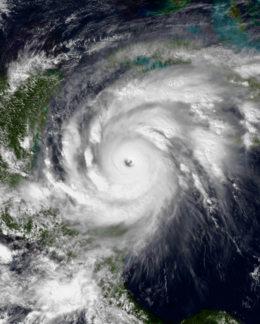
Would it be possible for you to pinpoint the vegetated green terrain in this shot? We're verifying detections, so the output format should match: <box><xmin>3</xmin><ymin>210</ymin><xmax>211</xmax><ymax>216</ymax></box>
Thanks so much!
<box><xmin>226</xmin><ymin>0</ymin><xmax>246</xmax><ymax>32</ymax></box>
<box><xmin>244</xmin><ymin>1</ymin><xmax>260</xmax><ymax>27</ymax></box>
<box><xmin>180</xmin><ymin>309</ymin><xmax>241</xmax><ymax>324</ymax></box>
<box><xmin>0</xmin><ymin>198</ymin><xmax>164</xmax><ymax>322</ymax></box>
<box><xmin>94</xmin><ymin>249</ymin><xmax>164</xmax><ymax>324</ymax></box>
<box><xmin>0</xmin><ymin>71</ymin><xmax>62</xmax><ymax>186</ymax></box>
<box><xmin>0</xmin><ymin>201</ymin><xmax>79</xmax><ymax>262</ymax></box>
<box><xmin>94</xmin><ymin>249</ymin><xmax>242</xmax><ymax>323</ymax></box>
<box><xmin>0</xmin><ymin>49</ymin><xmax>250</xmax><ymax>324</ymax></box>
<box><xmin>104</xmin><ymin>40</ymin><xmax>200</xmax><ymax>72</ymax></box>
<box><xmin>251</xmin><ymin>137</ymin><xmax>260</xmax><ymax>150</ymax></box>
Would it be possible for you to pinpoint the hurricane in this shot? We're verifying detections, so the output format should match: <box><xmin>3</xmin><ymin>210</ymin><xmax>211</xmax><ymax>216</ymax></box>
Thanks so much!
<box><xmin>1</xmin><ymin>1</ymin><xmax>260</xmax><ymax>323</ymax></box>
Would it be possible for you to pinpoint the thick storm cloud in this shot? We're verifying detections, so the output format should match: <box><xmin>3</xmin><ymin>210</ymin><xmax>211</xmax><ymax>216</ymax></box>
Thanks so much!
<box><xmin>1</xmin><ymin>43</ymin><xmax>259</xmax><ymax>322</ymax></box>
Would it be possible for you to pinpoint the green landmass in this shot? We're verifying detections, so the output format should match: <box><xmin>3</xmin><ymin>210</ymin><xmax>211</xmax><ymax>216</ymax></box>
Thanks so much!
<box><xmin>1</xmin><ymin>198</ymin><xmax>162</xmax><ymax>323</ymax></box>
<box><xmin>229</xmin><ymin>134</ymin><xmax>260</xmax><ymax>153</ymax></box>
<box><xmin>0</xmin><ymin>202</ymin><xmax>79</xmax><ymax>262</ymax></box>
<box><xmin>120</xmin><ymin>54</ymin><xmax>190</xmax><ymax>74</ymax></box>
<box><xmin>226</xmin><ymin>0</ymin><xmax>246</xmax><ymax>32</ymax></box>
<box><xmin>246</xmin><ymin>77</ymin><xmax>260</xmax><ymax>100</ymax></box>
<box><xmin>226</xmin><ymin>72</ymin><xmax>260</xmax><ymax>101</ymax></box>
<box><xmin>212</xmin><ymin>0</ymin><xmax>252</xmax><ymax>50</ymax></box>
<box><xmin>104</xmin><ymin>40</ymin><xmax>200</xmax><ymax>73</ymax></box>
<box><xmin>0</xmin><ymin>199</ymin><xmax>245</xmax><ymax>324</ymax></box>
<box><xmin>94</xmin><ymin>249</ymin><xmax>164</xmax><ymax>324</ymax></box>
<box><xmin>244</xmin><ymin>1</ymin><xmax>260</xmax><ymax>26</ymax></box>
<box><xmin>94</xmin><ymin>250</ymin><xmax>243</xmax><ymax>324</ymax></box>
<box><xmin>180</xmin><ymin>309</ymin><xmax>241</xmax><ymax>324</ymax></box>
<box><xmin>250</xmin><ymin>137</ymin><xmax>260</xmax><ymax>150</ymax></box>
<box><xmin>0</xmin><ymin>71</ymin><xmax>62</xmax><ymax>186</ymax></box>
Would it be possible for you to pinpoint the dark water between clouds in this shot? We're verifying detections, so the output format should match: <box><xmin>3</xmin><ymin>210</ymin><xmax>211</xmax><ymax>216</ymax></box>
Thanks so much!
<box><xmin>125</xmin><ymin>150</ymin><xmax>260</xmax><ymax>324</ymax></box>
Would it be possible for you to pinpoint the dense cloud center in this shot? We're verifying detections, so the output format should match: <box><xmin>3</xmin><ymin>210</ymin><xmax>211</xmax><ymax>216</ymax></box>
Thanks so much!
<box><xmin>2</xmin><ymin>44</ymin><xmax>260</xmax><ymax>323</ymax></box>
<box><xmin>55</xmin><ymin>60</ymin><xmax>256</xmax><ymax>231</ymax></box>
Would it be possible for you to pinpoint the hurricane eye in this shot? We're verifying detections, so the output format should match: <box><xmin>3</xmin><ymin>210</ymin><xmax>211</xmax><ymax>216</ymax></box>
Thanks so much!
<box><xmin>124</xmin><ymin>159</ymin><xmax>133</xmax><ymax>167</ymax></box>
